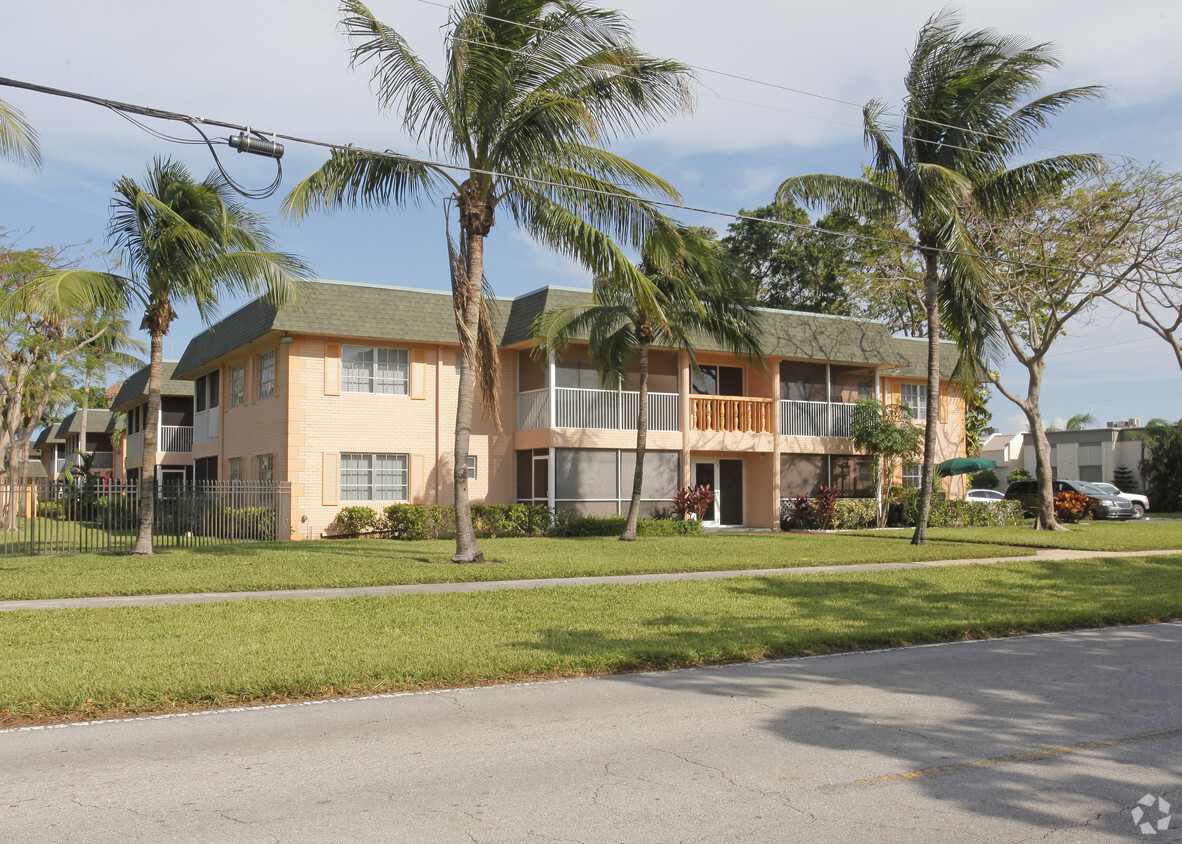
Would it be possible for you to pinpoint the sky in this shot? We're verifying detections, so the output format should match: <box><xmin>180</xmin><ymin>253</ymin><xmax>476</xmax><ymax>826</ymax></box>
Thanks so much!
<box><xmin>2</xmin><ymin>0</ymin><xmax>1180</xmax><ymax>434</ymax></box>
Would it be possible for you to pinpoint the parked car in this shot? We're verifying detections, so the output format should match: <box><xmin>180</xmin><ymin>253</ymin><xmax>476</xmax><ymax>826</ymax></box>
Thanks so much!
<box><xmin>966</xmin><ymin>488</ymin><xmax>1005</xmax><ymax>504</ymax></box>
<box><xmin>1003</xmin><ymin>479</ymin><xmax>1138</xmax><ymax>520</ymax></box>
<box><xmin>1089</xmin><ymin>482</ymin><xmax>1149</xmax><ymax>519</ymax></box>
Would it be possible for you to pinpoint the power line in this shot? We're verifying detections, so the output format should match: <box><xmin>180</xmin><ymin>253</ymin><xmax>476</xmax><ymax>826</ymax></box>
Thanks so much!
<box><xmin>0</xmin><ymin>75</ymin><xmax>1147</xmax><ymax>284</ymax></box>
<box><xmin>404</xmin><ymin>0</ymin><xmax>1116</xmax><ymax>160</ymax></box>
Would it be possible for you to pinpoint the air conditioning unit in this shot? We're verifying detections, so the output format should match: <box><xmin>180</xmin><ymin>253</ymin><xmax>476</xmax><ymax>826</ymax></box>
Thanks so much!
<box><xmin>1106</xmin><ymin>418</ymin><xmax>1141</xmax><ymax>429</ymax></box>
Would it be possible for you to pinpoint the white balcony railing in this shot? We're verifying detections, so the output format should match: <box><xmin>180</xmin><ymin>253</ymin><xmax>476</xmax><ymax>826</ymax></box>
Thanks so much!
<box><xmin>159</xmin><ymin>425</ymin><xmax>194</xmax><ymax>453</ymax></box>
<box><xmin>780</xmin><ymin>400</ymin><xmax>856</xmax><ymax>438</ymax></box>
<box><xmin>53</xmin><ymin>451</ymin><xmax>113</xmax><ymax>474</ymax></box>
<box><xmin>517</xmin><ymin>387</ymin><xmax>679</xmax><ymax>432</ymax></box>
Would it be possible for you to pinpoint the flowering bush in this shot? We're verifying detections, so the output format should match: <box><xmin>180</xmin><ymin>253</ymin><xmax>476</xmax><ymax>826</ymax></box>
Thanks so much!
<box><xmin>1054</xmin><ymin>491</ymin><xmax>1093</xmax><ymax>523</ymax></box>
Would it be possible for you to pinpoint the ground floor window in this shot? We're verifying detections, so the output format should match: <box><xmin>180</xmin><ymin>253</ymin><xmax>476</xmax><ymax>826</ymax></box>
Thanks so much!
<box><xmin>257</xmin><ymin>454</ymin><xmax>274</xmax><ymax>483</ymax></box>
<box><xmin>228</xmin><ymin>457</ymin><xmax>243</xmax><ymax>482</ymax></box>
<box><xmin>340</xmin><ymin>453</ymin><xmax>408</xmax><ymax>501</ymax></box>
<box><xmin>780</xmin><ymin>453</ymin><xmax>875</xmax><ymax>498</ymax></box>
<box><xmin>548</xmin><ymin>448</ymin><xmax>679</xmax><ymax>517</ymax></box>
<box><xmin>902</xmin><ymin>462</ymin><xmax>921</xmax><ymax>489</ymax></box>
<box><xmin>194</xmin><ymin>456</ymin><xmax>218</xmax><ymax>483</ymax></box>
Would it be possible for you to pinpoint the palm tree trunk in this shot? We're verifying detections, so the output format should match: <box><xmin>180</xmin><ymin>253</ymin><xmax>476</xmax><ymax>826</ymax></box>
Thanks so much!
<box><xmin>451</xmin><ymin>231</ymin><xmax>485</xmax><ymax>564</ymax></box>
<box><xmin>911</xmin><ymin>248</ymin><xmax>941</xmax><ymax>546</ymax></box>
<box><xmin>133</xmin><ymin>330</ymin><xmax>163</xmax><ymax>555</ymax></box>
<box><xmin>78</xmin><ymin>367</ymin><xmax>92</xmax><ymax>469</ymax></box>
<box><xmin>620</xmin><ymin>344</ymin><xmax>650</xmax><ymax>542</ymax></box>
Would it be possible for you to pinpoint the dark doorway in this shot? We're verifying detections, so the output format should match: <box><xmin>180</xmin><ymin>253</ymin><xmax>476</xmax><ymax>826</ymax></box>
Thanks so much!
<box><xmin>720</xmin><ymin>459</ymin><xmax>743</xmax><ymax>525</ymax></box>
<box><xmin>694</xmin><ymin>462</ymin><xmax>717</xmax><ymax>523</ymax></box>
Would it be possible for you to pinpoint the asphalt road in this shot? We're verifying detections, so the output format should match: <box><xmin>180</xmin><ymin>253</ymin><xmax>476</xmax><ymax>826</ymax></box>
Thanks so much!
<box><xmin>3</xmin><ymin>623</ymin><xmax>1181</xmax><ymax>842</ymax></box>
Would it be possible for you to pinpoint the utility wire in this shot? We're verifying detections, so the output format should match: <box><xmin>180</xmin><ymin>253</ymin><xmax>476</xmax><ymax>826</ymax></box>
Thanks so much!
<box><xmin>0</xmin><ymin>75</ymin><xmax>1148</xmax><ymax>284</ymax></box>
<box><xmin>405</xmin><ymin>0</ymin><xmax>1115</xmax><ymax>159</ymax></box>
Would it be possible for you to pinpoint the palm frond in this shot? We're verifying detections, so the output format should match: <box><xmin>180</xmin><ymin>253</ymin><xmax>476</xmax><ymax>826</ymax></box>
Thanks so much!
<box><xmin>282</xmin><ymin>148</ymin><xmax>446</xmax><ymax>221</ymax></box>
<box><xmin>0</xmin><ymin>97</ymin><xmax>41</xmax><ymax>170</ymax></box>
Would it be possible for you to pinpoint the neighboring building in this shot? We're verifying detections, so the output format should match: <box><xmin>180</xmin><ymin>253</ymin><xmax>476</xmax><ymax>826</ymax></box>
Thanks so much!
<box><xmin>109</xmin><ymin>361</ymin><xmax>195</xmax><ymax>486</ymax></box>
<box><xmin>34</xmin><ymin>409</ymin><xmax>116</xmax><ymax>479</ymax></box>
<box><xmin>981</xmin><ymin>431</ymin><xmax>1025</xmax><ymax>479</ymax></box>
<box><xmin>1020</xmin><ymin>426</ymin><xmax>1150</xmax><ymax>491</ymax></box>
<box><xmin>173</xmin><ymin>280</ymin><xmax>969</xmax><ymax>538</ymax></box>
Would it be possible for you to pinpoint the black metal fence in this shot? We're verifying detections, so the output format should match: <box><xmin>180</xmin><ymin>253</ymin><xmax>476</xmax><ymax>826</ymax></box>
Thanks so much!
<box><xmin>0</xmin><ymin>481</ymin><xmax>291</xmax><ymax>556</ymax></box>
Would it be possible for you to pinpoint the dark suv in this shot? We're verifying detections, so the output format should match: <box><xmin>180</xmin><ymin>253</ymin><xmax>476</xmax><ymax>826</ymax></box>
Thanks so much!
<box><xmin>1004</xmin><ymin>479</ymin><xmax>1137</xmax><ymax>520</ymax></box>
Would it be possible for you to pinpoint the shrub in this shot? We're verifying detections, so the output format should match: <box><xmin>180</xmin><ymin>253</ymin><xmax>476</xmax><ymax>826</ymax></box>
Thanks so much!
<box><xmin>91</xmin><ymin>495</ymin><xmax>137</xmax><ymax>530</ymax></box>
<box><xmin>331</xmin><ymin>506</ymin><xmax>381</xmax><ymax>536</ymax></box>
<box><xmin>1054</xmin><ymin>491</ymin><xmax>1093</xmax><ymax>524</ymax></box>
<box><xmin>673</xmin><ymin>485</ymin><xmax>714</xmax><ymax>520</ymax></box>
<box><xmin>37</xmin><ymin>499</ymin><xmax>65</xmax><ymax>520</ymax></box>
<box><xmin>1007</xmin><ymin>467</ymin><xmax>1032</xmax><ymax>484</ymax></box>
<box><xmin>383</xmin><ymin>503</ymin><xmax>431</xmax><ymax>540</ymax></box>
<box><xmin>812</xmin><ymin>486</ymin><xmax>839</xmax><ymax>530</ymax></box>
<box><xmin>471</xmin><ymin>503</ymin><xmax>551</xmax><ymax>537</ymax></box>
<box><xmin>548</xmin><ymin>512</ymin><xmax>704</xmax><ymax>538</ymax></box>
<box><xmin>969</xmin><ymin>469</ymin><xmax>999</xmax><ymax>490</ymax></box>
<box><xmin>831</xmin><ymin>499</ymin><xmax>877</xmax><ymax>530</ymax></box>
<box><xmin>926</xmin><ymin>499</ymin><xmax>1025</xmax><ymax>528</ymax></box>
<box><xmin>222</xmin><ymin>506</ymin><xmax>277</xmax><ymax>540</ymax></box>
<box><xmin>781</xmin><ymin>495</ymin><xmax>812</xmax><ymax>531</ymax></box>
<box><xmin>426</xmin><ymin>505</ymin><xmax>456</xmax><ymax>539</ymax></box>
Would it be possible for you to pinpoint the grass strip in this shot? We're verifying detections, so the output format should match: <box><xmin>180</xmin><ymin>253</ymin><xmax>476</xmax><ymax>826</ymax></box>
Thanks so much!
<box><xmin>851</xmin><ymin>520</ymin><xmax>1182</xmax><ymax>551</ymax></box>
<box><xmin>3</xmin><ymin>555</ymin><xmax>1180</xmax><ymax>726</ymax></box>
<box><xmin>0</xmin><ymin>534</ymin><xmax>1034</xmax><ymax>600</ymax></box>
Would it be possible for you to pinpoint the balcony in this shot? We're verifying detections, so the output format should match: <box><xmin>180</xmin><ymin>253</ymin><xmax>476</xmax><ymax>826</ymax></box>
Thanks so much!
<box><xmin>125</xmin><ymin>426</ymin><xmax>195</xmax><ymax>458</ymax></box>
<box><xmin>780</xmin><ymin>400</ymin><xmax>856</xmax><ymax>438</ymax></box>
<box><xmin>54</xmin><ymin>451</ymin><xmax>113</xmax><ymax>474</ymax></box>
<box><xmin>689</xmin><ymin>396</ymin><xmax>774</xmax><ymax>434</ymax></box>
<box><xmin>517</xmin><ymin>388</ymin><xmax>679</xmax><ymax>432</ymax></box>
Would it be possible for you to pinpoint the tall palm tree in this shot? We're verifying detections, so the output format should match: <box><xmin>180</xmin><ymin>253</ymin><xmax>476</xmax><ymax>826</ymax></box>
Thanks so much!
<box><xmin>0</xmin><ymin>97</ymin><xmax>40</xmax><ymax>168</ymax></box>
<box><xmin>532</xmin><ymin>228</ymin><xmax>762</xmax><ymax>541</ymax></box>
<box><xmin>283</xmin><ymin>0</ymin><xmax>694</xmax><ymax>563</ymax></box>
<box><xmin>778</xmin><ymin>9</ymin><xmax>1101</xmax><ymax>544</ymax></box>
<box><xmin>28</xmin><ymin>157</ymin><xmax>310</xmax><ymax>554</ymax></box>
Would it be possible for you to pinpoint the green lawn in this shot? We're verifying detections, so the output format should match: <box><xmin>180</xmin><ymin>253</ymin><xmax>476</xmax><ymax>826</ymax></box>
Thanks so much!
<box><xmin>0</xmin><ymin>533</ymin><xmax>1038</xmax><ymax>600</ymax></box>
<box><xmin>3</xmin><ymin>555</ymin><xmax>1180</xmax><ymax>725</ymax></box>
<box><xmin>851</xmin><ymin>520</ymin><xmax>1182</xmax><ymax>551</ymax></box>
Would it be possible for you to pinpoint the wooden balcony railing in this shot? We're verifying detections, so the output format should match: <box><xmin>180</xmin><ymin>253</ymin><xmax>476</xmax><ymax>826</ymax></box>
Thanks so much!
<box><xmin>689</xmin><ymin>396</ymin><xmax>774</xmax><ymax>434</ymax></box>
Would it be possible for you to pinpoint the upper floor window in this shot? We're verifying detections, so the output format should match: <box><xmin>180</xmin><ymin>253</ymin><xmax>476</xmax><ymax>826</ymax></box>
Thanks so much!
<box><xmin>230</xmin><ymin>363</ymin><xmax>245</xmax><ymax>408</ymax></box>
<box><xmin>195</xmin><ymin>372</ymin><xmax>220</xmax><ymax>413</ymax></box>
<box><xmin>343</xmin><ymin>345</ymin><xmax>409</xmax><ymax>395</ymax></box>
<box><xmin>258</xmin><ymin>350</ymin><xmax>276</xmax><ymax>399</ymax></box>
<box><xmin>693</xmin><ymin>365</ymin><xmax>743</xmax><ymax>396</ymax></box>
<box><xmin>901</xmin><ymin>383</ymin><xmax>927</xmax><ymax>421</ymax></box>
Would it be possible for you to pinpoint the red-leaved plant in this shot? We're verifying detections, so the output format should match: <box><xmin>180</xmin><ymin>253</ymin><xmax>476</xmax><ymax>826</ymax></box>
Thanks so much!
<box><xmin>673</xmin><ymin>484</ymin><xmax>715</xmax><ymax>520</ymax></box>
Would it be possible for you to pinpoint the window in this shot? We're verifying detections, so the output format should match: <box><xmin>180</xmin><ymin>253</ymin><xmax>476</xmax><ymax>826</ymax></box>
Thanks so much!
<box><xmin>467</xmin><ymin>455</ymin><xmax>477</xmax><ymax>480</ymax></box>
<box><xmin>902</xmin><ymin>463</ymin><xmax>921</xmax><ymax>489</ymax></box>
<box><xmin>901</xmin><ymin>383</ymin><xmax>927</xmax><ymax>421</ymax></box>
<box><xmin>555</xmin><ymin>360</ymin><xmax>606</xmax><ymax>389</ymax></box>
<box><xmin>258</xmin><ymin>349</ymin><xmax>276</xmax><ymax>399</ymax></box>
<box><xmin>128</xmin><ymin>404</ymin><xmax>140</xmax><ymax>435</ymax></box>
<box><xmin>340</xmin><ymin>453</ymin><xmax>408</xmax><ymax>501</ymax></box>
<box><xmin>1079</xmin><ymin>443</ymin><xmax>1103</xmax><ymax>482</ymax></box>
<box><xmin>228</xmin><ymin>457</ymin><xmax>243</xmax><ymax>482</ymax></box>
<box><xmin>692</xmin><ymin>365</ymin><xmax>743</xmax><ymax>396</ymax></box>
<box><xmin>257</xmin><ymin>454</ymin><xmax>273</xmax><ymax>483</ymax></box>
<box><xmin>230</xmin><ymin>363</ymin><xmax>245</xmax><ymax>408</ymax></box>
<box><xmin>195</xmin><ymin>374</ymin><xmax>206</xmax><ymax>413</ymax></box>
<box><xmin>342</xmin><ymin>345</ymin><xmax>409</xmax><ymax>394</ymax></box>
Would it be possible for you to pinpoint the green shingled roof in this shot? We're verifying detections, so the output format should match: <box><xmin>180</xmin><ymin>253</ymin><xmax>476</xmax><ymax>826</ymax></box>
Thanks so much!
<box><xmin>887</xmin><ymin>336</ymin><xmax>960</xmax><ymax>380</ymax></box>
<box><xmin>110</xmin><ymin>361</ymin><xmax>193</xmax><ymax>411</ymax></box>
<box><xmin>55</xmin><ymin>409</ymin><xmax>116</xmax><ymax>436</ymax></box>
<box><xmin>173</xmin><ymin>280</ymin><xmax>948</xmax><ymax>377</ymax></box>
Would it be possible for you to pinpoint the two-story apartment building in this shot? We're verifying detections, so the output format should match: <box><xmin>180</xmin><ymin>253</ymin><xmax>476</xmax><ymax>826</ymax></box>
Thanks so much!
<box><xmin>109</xmin><ymin>362</ymin><xmax>195</xmax><ymax>488</ymax></box>
<box><xmin>172</xmin><ymin>280</ymin><xmax>967</xmax><ymax>538</ymax></box>
<box><xmin>34</xmin><ymin>409</ymin><xmax>116</xmax><ymax>480</ymax></box>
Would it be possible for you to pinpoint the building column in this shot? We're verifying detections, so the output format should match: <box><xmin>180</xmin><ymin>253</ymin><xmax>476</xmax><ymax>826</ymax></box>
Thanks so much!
<box><xmin>679</xmin><ymin>351</ymin><xmax>691</xmax><ymax>490</ymax></box>
<box><xmin>771</xmin><ymin>358</ymin><xmax>782</xmax><ymax>530</ymax></box>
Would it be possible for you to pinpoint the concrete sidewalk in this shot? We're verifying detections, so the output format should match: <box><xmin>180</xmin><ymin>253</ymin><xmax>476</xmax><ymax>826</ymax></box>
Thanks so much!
<box><xmin>3</xmin><ymin>547</ymin><xmax>1180</xmax><ymax>612</ymax></box>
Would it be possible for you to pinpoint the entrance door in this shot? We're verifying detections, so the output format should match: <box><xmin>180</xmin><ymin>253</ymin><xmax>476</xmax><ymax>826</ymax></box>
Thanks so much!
<box><xmin>719</xmin><ymin>459</ymin><xmax>743</xmax><ymax>525</ymax></box>
<box><xmin>158</xmin><ymin>467</ymin><xmax>187</xmax><ymax>496</ymax></box>
<box><xmin>693</xmin><ymin>461</ymin><xmax>718</xmax><ymax>525</ymax></box>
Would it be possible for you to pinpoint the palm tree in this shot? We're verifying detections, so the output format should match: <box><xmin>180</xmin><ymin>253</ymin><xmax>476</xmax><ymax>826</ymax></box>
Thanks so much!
<box><xmin>0</xmin><ymin>97</ymin><xmax>40</xmax><ymax>168</ymax></box>
<box><xmin>777</xmin><ymin>9</ymin><xmax>1101</xmax><ymax>544</ymax></box>
<box><xmin>283</xmin><ymin>0</ymin><xmax>693</xmax><ymax>563</ymax></box>
<box><xmin>1065</xmin><ymin>413</ymin><xmax>1095</xmax><ymax>431</ymax></box>
<box><xmin>28</xmin><ymin>157</ymin><xmax>310</xmax><ymax>554</ymax></box>
<box><xmin>532</xmin><ymin>229</ymin><xmax>762</xmax><ymax>540</ymax></box>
